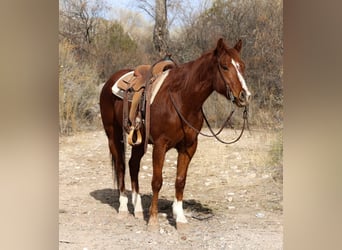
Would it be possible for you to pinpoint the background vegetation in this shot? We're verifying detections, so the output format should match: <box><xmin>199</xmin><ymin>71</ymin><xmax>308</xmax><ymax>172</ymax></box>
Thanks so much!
<box><xmin>59</xmin><ymin>0</ymin><xmax>283</xmax><ymax>135</ymax></box>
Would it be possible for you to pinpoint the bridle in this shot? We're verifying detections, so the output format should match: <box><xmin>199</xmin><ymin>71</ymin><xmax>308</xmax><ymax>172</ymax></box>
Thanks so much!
<box><xmin>169</xmin><ymin>62</ymin><xmax>249</xmax><ymax>144</ymax></box>
<box><xmin>217</xmin><ymin>61</ymin><xmax>236</xmax><ymax>104</ymax></box>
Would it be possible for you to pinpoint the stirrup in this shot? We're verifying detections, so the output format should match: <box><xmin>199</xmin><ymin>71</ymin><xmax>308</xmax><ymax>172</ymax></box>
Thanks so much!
<box><xmin>128</xmin><ymin>126</ymin><xmax>142</xmax><ymax>146</ymax></box>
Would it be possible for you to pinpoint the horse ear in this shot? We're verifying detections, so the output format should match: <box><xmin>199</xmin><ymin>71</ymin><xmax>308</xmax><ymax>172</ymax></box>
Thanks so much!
<box><xmin>215</xmin><ymin>38</ymin><xmax>226</xmax><ymax>56</ymax></box>
<box><xmin>234</xmin><ymin>39</ymin><xmax>242</xmax><ymax>53</ymax></box>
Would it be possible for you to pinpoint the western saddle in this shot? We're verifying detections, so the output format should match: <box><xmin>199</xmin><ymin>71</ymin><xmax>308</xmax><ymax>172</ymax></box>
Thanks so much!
<box><xmin>117</xmin><ymin>55</ymin><xmax>176</xmax><ymax>149</ymax></box>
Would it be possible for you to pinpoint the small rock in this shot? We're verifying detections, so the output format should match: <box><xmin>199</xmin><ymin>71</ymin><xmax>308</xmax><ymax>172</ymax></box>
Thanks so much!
<box><xmin>256</xmin><ymin>212</ymin><xmax>265</xmax><ymax>218</ymax></box>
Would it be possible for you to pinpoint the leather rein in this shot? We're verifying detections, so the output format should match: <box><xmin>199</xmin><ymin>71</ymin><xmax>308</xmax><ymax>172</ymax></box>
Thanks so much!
<box><xmin>169</xmin><ymin>63</ymin><xmax>249</xmax><ymax>144</ymax></box>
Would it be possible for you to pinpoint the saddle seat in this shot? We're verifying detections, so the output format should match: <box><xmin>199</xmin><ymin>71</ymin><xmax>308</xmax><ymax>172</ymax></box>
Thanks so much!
<box><xmin>116</xmin><ymin>60</ymin><xmax>175</xmax><ymax>93</ymax></box>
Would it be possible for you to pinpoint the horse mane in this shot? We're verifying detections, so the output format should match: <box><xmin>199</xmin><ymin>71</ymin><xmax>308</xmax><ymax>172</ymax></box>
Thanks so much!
<box><xmin>168</xmin><ymin>50</ymin><xmax>217</xmax><ymax>92</ymax></box>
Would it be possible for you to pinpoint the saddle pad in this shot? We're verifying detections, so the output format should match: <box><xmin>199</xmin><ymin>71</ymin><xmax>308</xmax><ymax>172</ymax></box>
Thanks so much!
<box><xmin>150</xmin><ymin>70</ymin><xmax>169</xmax><ymax>104</ymax></box>
<box><xmin>112</xmin><ymin>71</ymin><xmax>134</xmax><ymax>100</ymax></box>
<box><xmin>112</xmin><ymin>70</ymin><xmax>170</xmax><ymax>104</ymax></box>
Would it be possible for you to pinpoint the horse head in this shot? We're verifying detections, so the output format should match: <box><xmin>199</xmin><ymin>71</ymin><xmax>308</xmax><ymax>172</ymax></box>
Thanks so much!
<box><xmin>214</xmin><ymin>38</ymin><xmax>251</xmax><ymax>107</ymax></box>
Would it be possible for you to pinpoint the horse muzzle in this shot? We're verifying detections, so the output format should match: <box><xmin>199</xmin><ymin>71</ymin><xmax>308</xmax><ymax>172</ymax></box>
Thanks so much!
<box><xmin>238</xmin><ymin>89</ymin><xmax>251</xmax><ymax>106</ymax></box>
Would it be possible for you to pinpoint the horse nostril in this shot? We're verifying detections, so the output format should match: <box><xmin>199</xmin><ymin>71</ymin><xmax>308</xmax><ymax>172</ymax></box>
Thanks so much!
<box><xmin>239</xmin><ymin>90</ymin><xmax>251</xmax><ymax>105</ymax></box>
<box><xmin>239</xmin><ymin>90</ymin><xmax>246</xmax><ymax>101</ymax></box>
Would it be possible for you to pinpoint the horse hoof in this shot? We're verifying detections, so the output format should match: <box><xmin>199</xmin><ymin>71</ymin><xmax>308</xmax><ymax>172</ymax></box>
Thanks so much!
<box><xmin>116</xmin><ymin>211</ymin><xmax>130</xmax><ymax>219</ymax></box>
<box><xmin>134</xmin><ymin>211</ymin><xmax>144</xmax><ymax>219</ymax></box>
<box><xmin>146</xmin><ymin>223</ymin><xmax>160</xmax><ymax>232</ymax></box>
<box><xmin>176</xmin><ymin>222</ymin><xmax>189</xmax><ymax>232</ymax></box>
<box><xmin>147</xmin><ymin>216</ymin><xmax>160</xmax><ymax>232</ymax></box>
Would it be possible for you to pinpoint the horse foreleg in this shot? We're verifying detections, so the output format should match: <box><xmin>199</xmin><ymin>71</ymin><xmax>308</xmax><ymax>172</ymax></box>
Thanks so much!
<box><xmin>148</xmin><ymin>143</ymin><xmax>167</xmax><ymax>230</ymax></box>
<box><xmin>129</xmin><ymin>144</ymin><xmax>145</xmax><ymax>218</ymax></box>
<box><xmin>173</xmin><ymin>140</ymin><xmax>198</xmax><ymax>226</ymax></box>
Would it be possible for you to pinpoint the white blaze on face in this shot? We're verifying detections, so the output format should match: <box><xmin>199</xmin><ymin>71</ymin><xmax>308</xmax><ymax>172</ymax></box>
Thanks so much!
<box><xmin>231</xmin><ymin>59</ymin><xmax>251</xmax><ymax>98</ymax></box>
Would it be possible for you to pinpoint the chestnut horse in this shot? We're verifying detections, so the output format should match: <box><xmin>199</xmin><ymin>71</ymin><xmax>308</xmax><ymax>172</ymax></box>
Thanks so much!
<box><xmin>99</xmin><ymin>38</ymin><xmax>251</xmax><ymax>229</ymax></box>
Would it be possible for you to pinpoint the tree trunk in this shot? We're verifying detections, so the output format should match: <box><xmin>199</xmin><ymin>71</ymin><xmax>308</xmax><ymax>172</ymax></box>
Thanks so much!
<box><xmin>153</xmin><ymin>0</ymin><xmax>169</xmax><ymax>56</ymax></box>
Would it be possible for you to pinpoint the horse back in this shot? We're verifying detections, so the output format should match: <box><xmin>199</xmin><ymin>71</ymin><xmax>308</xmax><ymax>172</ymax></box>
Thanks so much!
<box><xmin>100</xmin><ymin>69</ymin><xmax>131</xmax><ymax>130</ymax></box>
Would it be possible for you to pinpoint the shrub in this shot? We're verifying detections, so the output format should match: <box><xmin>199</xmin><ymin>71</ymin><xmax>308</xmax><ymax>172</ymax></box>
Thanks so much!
<box><xmin>59</xmin><ymin>39</ymin><xmax>99</xmax><ymax>135</ymax></box>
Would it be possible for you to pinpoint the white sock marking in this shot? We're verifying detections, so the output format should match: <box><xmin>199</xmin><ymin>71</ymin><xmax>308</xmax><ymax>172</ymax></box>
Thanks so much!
<box><xmin>132</xmin><ymin>192</ymin><xmax>143</xmax><ymax>213</ymax></box>
<box><xmin>119</xmin><ymin>194</ymin><xmax>128</xmax><ymax>212</ymax></box>
<box><xmin>173</xmin><ymin>199</ymin><xmax>188</xmax><ymax>223</ymax></box>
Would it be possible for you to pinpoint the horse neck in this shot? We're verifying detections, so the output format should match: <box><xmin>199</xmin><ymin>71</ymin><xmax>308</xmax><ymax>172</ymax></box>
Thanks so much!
<box><xmin>177</xmin><ymin>54</ymin><xmax>216</xmax><ymax>111</ymax></box>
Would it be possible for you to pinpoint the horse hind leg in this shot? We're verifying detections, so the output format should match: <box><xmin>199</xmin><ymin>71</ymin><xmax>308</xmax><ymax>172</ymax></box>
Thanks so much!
<box><xmin>129</xmin><ymin>144</ymin><xmax>145</xmax><ymax>219</ymax></box>
<box><xmin>106</xmin><ymin>124</ymin><xmax>129</xmax><ymax>216</ymax></box>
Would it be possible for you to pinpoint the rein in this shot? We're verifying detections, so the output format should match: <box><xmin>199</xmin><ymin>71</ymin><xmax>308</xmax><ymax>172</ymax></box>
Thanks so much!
<box><xmin>203</xmin><ymin>105</ymin><xmax>249</xmax><ymax>144</ymax></box>
<box><xmin>169</xmin><ymin>90</ymin><xmax>249</xmax><ymax>144</ymax></box>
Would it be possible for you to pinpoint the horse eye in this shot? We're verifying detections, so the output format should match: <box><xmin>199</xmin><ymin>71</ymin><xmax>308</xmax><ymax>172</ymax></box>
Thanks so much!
<box><xmin>221</xmin><ymin>65</ymin><xmax>228</xmax><ymax>70</ymax></box>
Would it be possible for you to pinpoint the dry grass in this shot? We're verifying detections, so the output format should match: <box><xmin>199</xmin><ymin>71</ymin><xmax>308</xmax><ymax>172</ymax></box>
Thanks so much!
<box><xmin>59</xmin><ymin>40</ymin><xmax>100</xmax><ymax>135</ymax></box>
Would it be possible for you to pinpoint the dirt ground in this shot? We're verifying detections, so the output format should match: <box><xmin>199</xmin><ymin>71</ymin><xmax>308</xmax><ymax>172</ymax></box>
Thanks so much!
<box><xmin>59</xmin><ymin>128</ymin><xmax>283</xmax><ymax>249</ymax></box>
